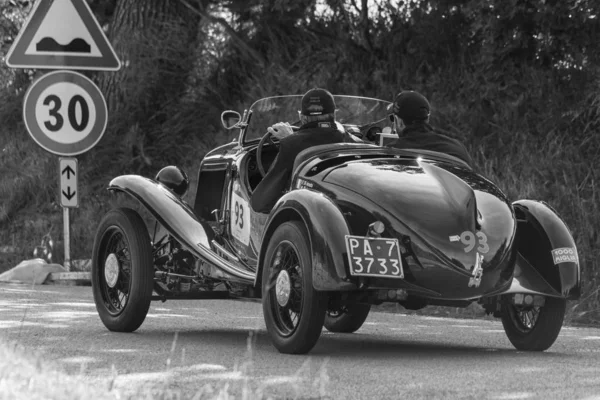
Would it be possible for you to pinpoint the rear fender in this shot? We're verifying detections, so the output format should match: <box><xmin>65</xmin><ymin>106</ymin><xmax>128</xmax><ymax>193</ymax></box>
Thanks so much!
<box><xmin>255</xmin><ymin>189</ymin><xmax>357</xmax><ymax>291</ymax></box>
<box><xmin>498</xmin><ymin>253</ymin><xmax>561</xmax><ymax>297</ymax></box>
<box><xmin>510</xmin><ymin>200</ymin><xmax>581</xmax><ymax>299</ymax></box>
<box><xmin>109</xmin><ymin>175</ymin><xmax>254</xmax><ymax>283</ymax></box>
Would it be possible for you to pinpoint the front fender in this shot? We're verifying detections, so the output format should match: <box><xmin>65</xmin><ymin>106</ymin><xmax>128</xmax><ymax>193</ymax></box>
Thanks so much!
<box><xmin>511</xmin><ymin>199</ymin><xmax>581</xmax><ymax>299</ymax></box>
<box><xmin>257</xmin><ymin>189</ymin><xmax>357</xmax><ymax>291</ymax></box>
<box><xmin>109</xmin><ymin>175</ymin><xmax>255</xmax><ymax>283</ymax></box>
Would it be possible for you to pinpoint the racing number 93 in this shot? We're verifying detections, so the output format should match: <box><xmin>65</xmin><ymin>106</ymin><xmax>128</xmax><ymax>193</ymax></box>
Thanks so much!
<box><xmin>450</xmin><ymin>231</ymin><xmax>489</xmax><ymax>254</ymax></box>
<box><xmin>230</xmin><ymin>192</ymin><xmax>251</xmax><ymax>245</ymax></box>
<box><xmin>233</xmin><ymin>200</ymin><xmax>244</xmax><ymax>229</ymax></box>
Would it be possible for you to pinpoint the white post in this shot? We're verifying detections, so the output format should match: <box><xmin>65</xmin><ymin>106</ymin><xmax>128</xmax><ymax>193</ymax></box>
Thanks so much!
<box><xmin>63</xmin><ymin>207</ymin><xmax>71</xmax><ymax>271</ymax></box>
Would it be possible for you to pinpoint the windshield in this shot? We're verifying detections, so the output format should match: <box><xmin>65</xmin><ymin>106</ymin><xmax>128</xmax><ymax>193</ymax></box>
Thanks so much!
<box><xmin>243</xmin><ymin>95</ymin><xmax>392</xmax><ymax>143</ymax></box>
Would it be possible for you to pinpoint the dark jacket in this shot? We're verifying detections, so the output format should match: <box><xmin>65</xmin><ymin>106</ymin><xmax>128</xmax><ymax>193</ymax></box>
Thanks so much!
<box><xmin>388</xmin><ymin>123</ymin><xmax>473</xmax><ymax>167</ymax></box>
<box><xmin>250</xmin><ymin>121</ymin><xmax>345</xmax><ymax>213</ymax></box>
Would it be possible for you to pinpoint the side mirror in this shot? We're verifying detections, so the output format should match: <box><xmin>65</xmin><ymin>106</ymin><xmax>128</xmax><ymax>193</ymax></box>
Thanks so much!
<box><xmin>221</xmin><ymin>110</ymin><xmax>242</xmax><ymax>130</ymax></box>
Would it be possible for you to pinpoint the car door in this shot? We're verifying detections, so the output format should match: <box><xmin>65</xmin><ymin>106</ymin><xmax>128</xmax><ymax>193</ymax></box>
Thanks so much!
<box><xmin>227</xmin><ymin>157</ymin><xmax>263</xmax><ymax>269</ymax></box>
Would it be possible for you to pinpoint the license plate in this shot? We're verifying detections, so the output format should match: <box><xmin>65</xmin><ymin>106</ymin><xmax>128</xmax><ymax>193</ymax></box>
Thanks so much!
<box><xmin>345</xmin><ymin>235</ymin><xmax>404</xmax><ymax>279</ymax></box>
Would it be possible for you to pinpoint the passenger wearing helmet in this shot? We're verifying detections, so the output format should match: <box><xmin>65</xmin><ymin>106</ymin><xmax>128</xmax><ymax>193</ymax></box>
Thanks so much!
<box><xmin>250</xmin><ymin>88</ymin><xmax>346</xmax><ymax>213</ymax></box>
<box><xmin>387</xmin><ymin>91</ymin><xmax>473</xmax><ymax>167</ymax></box>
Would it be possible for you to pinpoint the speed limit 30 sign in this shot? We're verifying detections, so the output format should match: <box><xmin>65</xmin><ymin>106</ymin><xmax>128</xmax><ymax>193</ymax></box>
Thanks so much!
<box><xmin>23</xmin><ymin>70</ymin><xmax>107</xmax><ymax>156</ymax></box>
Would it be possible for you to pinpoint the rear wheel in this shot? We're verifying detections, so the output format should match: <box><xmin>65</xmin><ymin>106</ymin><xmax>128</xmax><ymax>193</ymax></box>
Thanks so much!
<box><xmin>92</xmin><ymin>208</ymin><xmax>154</xmax><ymax>332</ymax></box>
<box><xmin>500</xmin><ymin>296</ymin><xmax>566</xmax><ymax>351</ymax></box>
<box><xmin>324</xmin><ymin>304</ymin><xmax>371</xmax><ymax>333</ymax></box>
<box><xmin>262</xmin><ymin>221</ymin><xmax>327</xmax><ymax>354</ymax></box>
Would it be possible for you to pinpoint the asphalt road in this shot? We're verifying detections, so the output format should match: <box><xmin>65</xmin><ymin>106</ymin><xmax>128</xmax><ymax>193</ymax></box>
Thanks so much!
<box><xmin>1</xmin><ymin>283</ymin><xmax>599</xmax><ymax>400</ymax></box>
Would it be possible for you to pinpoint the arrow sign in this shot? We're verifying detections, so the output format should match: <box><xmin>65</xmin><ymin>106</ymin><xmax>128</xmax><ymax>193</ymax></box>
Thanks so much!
<box><xmin>62</xmin><ymin>165</ymin><xmax>75</xmax><ymax>179</ymax></box>
<box><xmin>62</xmin><ymin>186</ymin><xmax>76</xmax><ymax>201</ymax></box>
<box><xmin>59</xmin><ymin>157</ymin><xmax>78</xmax><ymax>208</ymax></box>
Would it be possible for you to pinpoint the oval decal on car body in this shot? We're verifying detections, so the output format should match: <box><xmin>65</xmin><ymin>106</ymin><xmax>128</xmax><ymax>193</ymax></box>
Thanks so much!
<box><xmin>296</xmin><ymin>179</ymin><xmax>314</xmax><ymax>189</ymax></box>
<box><xmin>230</xmin><ymin>191</ymin><xmax>251</xmax><ymax>246</ymax></box>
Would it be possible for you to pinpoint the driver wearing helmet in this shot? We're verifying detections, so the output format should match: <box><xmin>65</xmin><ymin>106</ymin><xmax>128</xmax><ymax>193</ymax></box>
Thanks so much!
<box><xmin>250</xmin><ymin>88</ymin><xmax>346</xmax><ymax>213</ymax></box>
<box><xmin>387</xmin><ymin>90</ymin><xmax>473</xmax><ymax>167</ymax></box>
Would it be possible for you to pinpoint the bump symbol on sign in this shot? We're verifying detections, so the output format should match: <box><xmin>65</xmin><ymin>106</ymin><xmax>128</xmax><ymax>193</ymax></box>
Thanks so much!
<box><xmin>5</xmin><ymin>0</ymin><xmax>121</xmax><ymax>71</ymax></box>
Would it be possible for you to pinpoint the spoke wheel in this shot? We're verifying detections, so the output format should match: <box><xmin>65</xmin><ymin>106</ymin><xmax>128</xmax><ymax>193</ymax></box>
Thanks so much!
<box><xmin>92</xmin><ymin>208</ymin><xmax>154</xmax><ymax>332</ymax></box>
<box><xmin>262</xmin><ymin>221</ymin><xmax>326</xmax><ymax>354</ymax></box>
<box><xmin>270</xmin><ymin>243</ymin><xmax>303</xmax><ymax>336</ymax></box>
<box><xmin>99</xmin><ymin>231</ymin><xmax>132</xmax><ymax>316</ymax></box>
<box><xmin>500</xmin><ymin>296</ymin><xmax>566</xmax><ymax>351</ymax></box>
<box><xmin>324</xmin><ymin>303</ymin><xmax>371</xmax><ymax>333</ymax></box>
<box><xmin>509</xmin><ymin>306</ymin><xmax>541</xmax><ymax>333</ymax></box>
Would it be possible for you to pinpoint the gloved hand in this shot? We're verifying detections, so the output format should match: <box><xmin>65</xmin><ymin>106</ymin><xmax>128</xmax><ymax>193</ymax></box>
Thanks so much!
<box><xmin>267</xmin><ymin>122</ymin><xmax>294</xmax><ymax>139</ymax></box>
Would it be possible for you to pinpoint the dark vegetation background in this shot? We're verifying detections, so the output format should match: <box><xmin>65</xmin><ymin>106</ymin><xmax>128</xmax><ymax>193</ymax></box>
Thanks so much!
<box><xmin>1</xmin><ymin>0</ymin><xmax>599</xmax><ymax>322</ymax></box>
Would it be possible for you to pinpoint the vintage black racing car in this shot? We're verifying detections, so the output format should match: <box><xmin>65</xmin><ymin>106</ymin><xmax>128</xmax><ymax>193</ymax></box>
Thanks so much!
<box><xmin>91</xmin><ymin>95</ymin><xmax>581</xmax><ymax>354</ymax></box>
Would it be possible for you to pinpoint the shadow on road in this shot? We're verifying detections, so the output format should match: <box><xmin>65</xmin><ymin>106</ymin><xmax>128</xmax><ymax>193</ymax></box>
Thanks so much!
<box><xmin>129</xmin><ymin>327</ymin><xmax>573</xmax><ymax>361</ymax></box>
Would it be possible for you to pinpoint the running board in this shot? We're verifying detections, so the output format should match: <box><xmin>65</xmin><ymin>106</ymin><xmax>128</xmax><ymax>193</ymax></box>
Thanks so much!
<box><xmin>151</xmin><ymin>291</ymin><xmax>232</xmax><ymax>301</ymax></box>
<box><xmin>151</xmin><ymin>292</ymin><xmax>263</xmax><ymax>302</ymax></box>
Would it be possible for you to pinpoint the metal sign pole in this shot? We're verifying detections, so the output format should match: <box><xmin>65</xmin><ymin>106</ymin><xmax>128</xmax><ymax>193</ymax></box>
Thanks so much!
<box><xmin>63</xmin><ymin>207</ymin><xmax>71</xmax><ymax>271</ymax></box>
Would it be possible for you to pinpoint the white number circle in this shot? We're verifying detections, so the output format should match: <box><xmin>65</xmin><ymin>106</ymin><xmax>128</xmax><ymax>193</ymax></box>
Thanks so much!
<box><xmin>23</xmin><ymin>71</ymin><xmax>107</xmax><ymax>156</ymax></box>
<box><xmin>35</xmin><ymin>82</ymin><xmax>97</xmax><ymax>144</ymax></box>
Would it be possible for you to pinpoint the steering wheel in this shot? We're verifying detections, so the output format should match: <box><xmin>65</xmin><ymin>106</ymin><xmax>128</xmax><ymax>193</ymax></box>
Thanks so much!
<box><xmin>256</xmin><ymin>131</ymin><xmax>279</xmax><ymax>177</ymax></box>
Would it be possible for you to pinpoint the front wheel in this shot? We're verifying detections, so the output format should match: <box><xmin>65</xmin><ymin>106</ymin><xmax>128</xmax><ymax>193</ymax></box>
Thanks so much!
<box><xmin>500</xmin><ymin>296</ymin><xmax>566</xmax><ymax>351</ymax></box>
<box><xmin>262</xmin><ymin>221</ymin><xmax>327</xmax><ymax>354</ymax></box>
<box><xmin>92</xmin><ymin>208</ymin><xmax>154</xmax><ymax>332</ymax></box>
<box><xmin>324</xmin><ymin>304</ymin><xmax>371</xmax><ymax>333</ymax></box>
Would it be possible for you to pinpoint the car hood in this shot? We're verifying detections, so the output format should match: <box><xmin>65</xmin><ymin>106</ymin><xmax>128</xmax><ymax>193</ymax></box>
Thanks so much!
<box><xmin>322</xmin><ymin>158</ymin><xmax>516</xmax><ymax>274</ymax></box>
<box><xmin>324</xmin><ymin>159</ymin><xmax>478</xmax><ymax>232</ymax></box>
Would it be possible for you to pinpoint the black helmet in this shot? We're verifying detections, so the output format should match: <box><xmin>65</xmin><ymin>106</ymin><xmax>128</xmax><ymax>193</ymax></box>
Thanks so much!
<box><xmin>389</xmin><ymin>91</ymin><xmax>430</xmax><ymax>124</ymax></box>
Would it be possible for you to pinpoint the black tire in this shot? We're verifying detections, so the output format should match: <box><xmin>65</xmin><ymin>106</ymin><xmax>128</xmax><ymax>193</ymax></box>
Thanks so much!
<box><xmin>324</xmin><ymin>304</ymin><xmax>371</xmax><ymax>333</ymax></box>
<box><xmin>262</xmin><ymin>221</ymin><xmax>327</xmax><ymax>354</ymax></box>
<box><xmin>92</xmin><ymin>208</ymin><xmax>154</xmax><ymax>332</ymax></box>
<box><xmin>500</xmin><ymin>296</ymin><xmax>566</xmax><ymax>351</ymax></box>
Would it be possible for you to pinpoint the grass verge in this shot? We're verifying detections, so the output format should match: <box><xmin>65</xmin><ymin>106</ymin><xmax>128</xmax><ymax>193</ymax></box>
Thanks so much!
<box><xmin>0</xmin><ymin>340</ymin><xmax>117</xmax><ymax>400</ymax></box>
<box><xmin>0</xmin><ymin>331</ymin><xmax>332</xmax><ymax>400</ymax></box>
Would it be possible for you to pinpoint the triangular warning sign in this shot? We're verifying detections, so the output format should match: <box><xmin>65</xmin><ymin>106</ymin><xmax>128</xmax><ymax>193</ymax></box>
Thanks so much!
<box><xmin>5</xmin><ymin>0</ymin><xmax>121</xmax><ymax>71</ymax></box>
